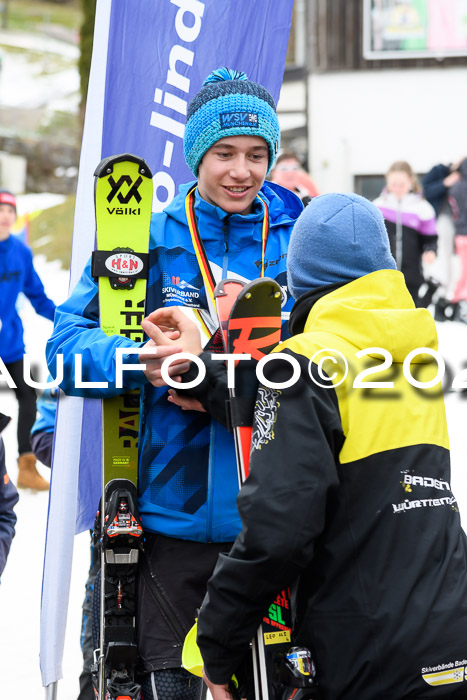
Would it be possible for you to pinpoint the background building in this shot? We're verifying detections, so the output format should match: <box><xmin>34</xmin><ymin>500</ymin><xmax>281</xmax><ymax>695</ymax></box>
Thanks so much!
<box><xmin>278</xmin><ymin>0</ymin><xmax>467</xmax><ymax>198</ymax></box>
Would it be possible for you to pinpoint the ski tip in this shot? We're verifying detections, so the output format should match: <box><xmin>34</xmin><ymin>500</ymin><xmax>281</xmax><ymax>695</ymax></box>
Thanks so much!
<box><xmin>236</xmin><ymin>277</ymin><xmax>282</xmax><ymax>301</ymax></box>
<box><xmin>94</xmin><ymin>153</ymin><xmax>153</xmax><ymax>179</ymax></box>
<box><xmin>214</xmin><ymin>278</ymin><xmax>245</xmax><ymax>298</ymax></box>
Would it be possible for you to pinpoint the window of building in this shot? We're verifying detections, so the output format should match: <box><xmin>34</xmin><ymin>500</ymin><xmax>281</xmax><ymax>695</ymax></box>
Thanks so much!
<box><xmin>354</xmin><ymin>175</ymin><xmax>386</xmax><ymax>201</ymax></box>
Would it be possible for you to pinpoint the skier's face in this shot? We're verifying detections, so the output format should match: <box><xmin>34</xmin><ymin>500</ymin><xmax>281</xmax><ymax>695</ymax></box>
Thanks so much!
<box><xmin>197</xmin><ymin>136</ymin><xmax>269</xmax><ymax>215</ymax></box>
<box><xmin>0</xmin><ymin>204</ymin><xmax>16</xmax><ymax>240</ymax></box>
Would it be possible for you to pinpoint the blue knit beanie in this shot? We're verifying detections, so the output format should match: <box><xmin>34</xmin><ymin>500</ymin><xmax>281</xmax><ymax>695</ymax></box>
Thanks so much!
<box><xmin>287</xmin><ymin>193</ymin><xmax>397</xmax><ymax>299</ymax></box>
<box><xmin>184</xmin><ymin>67</ymin><xmax>280</xmax><ymax>176</ymax></box>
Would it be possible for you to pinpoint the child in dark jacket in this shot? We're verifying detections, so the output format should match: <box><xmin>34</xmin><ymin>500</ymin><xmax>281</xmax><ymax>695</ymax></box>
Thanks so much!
<box><xmin>197</xmin><ymin>193</ymin><xmax>467</xmax><ymax>700</ymax></box>
<box><xmin>422</xmin><ymin>161</ymin><xmax>462</xmax><ymax>321</ymax></box>
<box><xmin>373</xmin><ymin>161</ymin><xmax>437</xmax><ymax>307</ymax></box>
<box><xmin>0</xmin><ymin>413</ymin><xmax>19</xmax><ymax>581</ymax></box>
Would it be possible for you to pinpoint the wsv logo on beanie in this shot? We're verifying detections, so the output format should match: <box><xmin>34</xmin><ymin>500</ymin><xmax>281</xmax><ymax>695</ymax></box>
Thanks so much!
<box><xmin>220</xmin><ymin>112</ymin><xmax>259</xmax><ymax>129</ymax></box>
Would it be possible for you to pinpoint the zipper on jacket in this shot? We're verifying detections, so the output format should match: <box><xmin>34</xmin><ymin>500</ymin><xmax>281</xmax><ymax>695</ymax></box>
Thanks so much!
<box><xmin>206</xmin><ymin>421</ymin><xmax>215</xmax><ymax>542</ymax></box>
<box><xmin>396</xmin><ymin>202</ymin><xmax>403</xmax><ymax>269</ymax></box>
<box><xmin>222</xmin><ymin>218</ymin><xmax>229</xmax><ymax>278</ymax></box>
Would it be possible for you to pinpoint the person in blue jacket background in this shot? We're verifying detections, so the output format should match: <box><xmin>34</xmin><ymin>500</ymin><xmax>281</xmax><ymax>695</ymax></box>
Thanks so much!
<box><xmin>30</xmin><ymin>384</ymin><xmax>57</xmax><ymax>468</ymax></box>
<box><xmin>0</xmin><ymin>412</ymin><xmax>19</xmax><ymax>581</ymax></box>
<box><xmin>0</xmin><ymin>191</ymin><xmax>55</xmax><ymax>491</ymax></box>
<box><xmin>47</xmin><ymin>67</ymin><xmax>303</xmax><ymax>699</ymax></box>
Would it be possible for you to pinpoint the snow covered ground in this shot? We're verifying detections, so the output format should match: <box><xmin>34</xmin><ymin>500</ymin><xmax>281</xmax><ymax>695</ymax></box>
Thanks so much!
<box><xmin>1</xmin><ymin>248</ymin><xmax>467</xmax><ymax>698</ymax></box>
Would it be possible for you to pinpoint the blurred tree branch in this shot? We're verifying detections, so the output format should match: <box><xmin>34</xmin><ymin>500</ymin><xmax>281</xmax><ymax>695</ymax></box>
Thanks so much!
<box><xmin>79</xmin><ymin>0</ymin><xmax>96</xmax><ymax>121</ymax></box>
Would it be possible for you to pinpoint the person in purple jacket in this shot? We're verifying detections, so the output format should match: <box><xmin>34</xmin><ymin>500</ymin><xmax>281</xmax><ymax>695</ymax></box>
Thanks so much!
<box><xmin>0</xmin><ymin>190</ymin><xmax>55</xmax><ymax>491</ymax></box>
<box><xmin>373</xmin><ymin>161</ymin><xmax>438</xmax><ymax>308</ymax></box>
<box><xmin>0</xmin><ymin>413</ymin><xmax>19</xmax><ymax>581</ymax></box>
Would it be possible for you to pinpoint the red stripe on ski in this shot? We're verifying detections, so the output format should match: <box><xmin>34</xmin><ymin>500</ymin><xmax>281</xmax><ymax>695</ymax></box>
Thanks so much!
<box><xmin>227</xmin><ymin>317</ymin><xmax>281</xmax><ymax>360</ymax></box>
<box><xmin>237</xmin><ymin>425</ymin><xmax>252</xmax><ymax>480</ymax></box>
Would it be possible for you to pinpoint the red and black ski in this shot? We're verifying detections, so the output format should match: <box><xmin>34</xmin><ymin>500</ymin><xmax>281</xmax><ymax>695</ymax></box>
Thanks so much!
<box><xmin>217</xmin><ymin>278</ymin><xmax>281</xmax><ymax>484</ymax></box>
<box><xmin>215</xmin><ymin>278</ymin><xmax>290</xmax><ymax>700</ymax></box>
<box><xmin>214</xmin><ymin>277</ymin><xmax>320</xmax><ymax>700</ymax></box>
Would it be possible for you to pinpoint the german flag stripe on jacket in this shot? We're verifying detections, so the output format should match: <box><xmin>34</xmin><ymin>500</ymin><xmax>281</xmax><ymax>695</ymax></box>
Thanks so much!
<box><xmin>197</xmin><ymin>270</ymin><xmax>467</xmax><ymax>700</ymax></box>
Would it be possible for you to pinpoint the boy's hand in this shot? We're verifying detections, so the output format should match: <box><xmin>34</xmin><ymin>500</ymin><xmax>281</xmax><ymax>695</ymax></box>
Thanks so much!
<box><xmin>140</xmin><ymin>308</ymin><xmax>205</xmax><ymax>396</ymax></box>
<box><xmin>144</xmin><ymin>307</ymin><xmax>203</xmax><ymax>356</ymax></box>
<box><xmin>168</xmin><ymin>389</ymin><xmax>206</xmax><ymax>413</ymax></box>
<box><xmin>202</xmin><ymin>670</ymin><xmax>235</xmax><ymax>700</ymax></box>
<box><xmin>139</xmin><ymin>320</ymin><xmax>189</xmax><ymax>387</ymax></box>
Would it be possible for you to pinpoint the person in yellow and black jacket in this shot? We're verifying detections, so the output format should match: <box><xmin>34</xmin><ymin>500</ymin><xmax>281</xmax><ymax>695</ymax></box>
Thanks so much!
<box><xmin>196</xmin><ymin>193</ymin><xmax>467</xmax><ymax>700</ymax></box>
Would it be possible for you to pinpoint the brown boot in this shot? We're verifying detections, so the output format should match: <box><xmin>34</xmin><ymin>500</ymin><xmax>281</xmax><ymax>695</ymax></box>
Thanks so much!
<box><xmin>17</xmin><ymin>452</ymin><xmax>49</xmax><ymax>491</ymax></box>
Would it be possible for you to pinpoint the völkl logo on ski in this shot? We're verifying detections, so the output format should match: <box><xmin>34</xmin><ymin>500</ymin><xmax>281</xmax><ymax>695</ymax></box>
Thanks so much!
<box><xmin>107</xmin><ymin>174</ymin><xmax>143</xmax><ymax>204</ymax></box>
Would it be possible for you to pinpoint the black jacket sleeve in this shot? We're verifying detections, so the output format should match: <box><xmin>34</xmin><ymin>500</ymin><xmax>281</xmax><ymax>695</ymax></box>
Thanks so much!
<box><xmin>175</xmin><ymin>353</ymin><xmax>258</xmax><ymax>429</ymax></box>
<box><xmin>176</xmin><ymin>351</ymin><xmax>229</xmax><ymax>426</ymax></box>
<box><xmin>421</xmin><ymin>165</ymin><xmax>450</xmax><ymax>212</ymax></box>
<box><xmin>421</xmin><ymin>233</ymin><xmax>438</xmax><ymax>254</ymax></box>
<box><xmin>196</xmin><ymin>352</ymin><xmax>344</xmax><ymax>684</ymax></box>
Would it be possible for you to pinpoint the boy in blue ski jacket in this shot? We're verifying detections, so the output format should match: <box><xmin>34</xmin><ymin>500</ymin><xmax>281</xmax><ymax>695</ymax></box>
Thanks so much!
<box><xmin>47</xmin><ymin>68</ymin><xmax>302</xmax><ymax>699</ymax></box>
<box><xmin>30</xmin><ymin>385</ymin><xmax>57</xmax><ymax>468</ymax></box>
<box><xmin>0</xmin><ymin>190</ymin><xmax>55</xmax><ymax>491</ymax></box>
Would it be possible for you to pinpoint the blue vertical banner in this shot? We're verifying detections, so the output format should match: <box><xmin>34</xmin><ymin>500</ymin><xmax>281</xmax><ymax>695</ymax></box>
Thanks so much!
<box><xmin>103</xmin><ymin>0</ymin><xmax>293</xmax><ymax>210</ymax></box>
<box><xmin>41</xmin><ymin>0</ymin><xmax>293</xmax><ymax>692</ymax></box>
